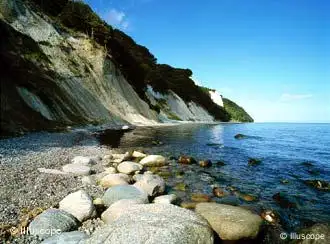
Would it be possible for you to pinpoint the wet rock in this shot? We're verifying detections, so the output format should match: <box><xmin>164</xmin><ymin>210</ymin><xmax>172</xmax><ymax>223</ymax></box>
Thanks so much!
<box><xmin>301</xmin><ymin>161</ymin><xmax>314</xmax><ymax>167</ymax></box>
<box><xmin>41</xmin><ymin>231</ymin><xmax>88</xmax><ymax>244</ymax></box>
<box><xmin>199</xmin><ymin>160</ymin><xmax>212</xmax><ymax>168</ymax></box>
<box><xmin>248</xmin><ymin>158</ymin><xmax>262</xmax><ymax>166</ymax></box>
<box><xmin>218</xmin><ymin>195</ymin><xmax>240</xmax><ymax>206</ymax></box>
<box><xmin>216</xmin><ymin>161</ymin><xmax>226</xmax><ymax>166</ymax></box>
<box><xmin>304</xmin><ymin>180</ymin><xmax>330</xmax><ymax>191</ymax></box>
<box><xmin>132</xmin><ymin>151</ymin><xmax>147</xmax><ymax>159</ymax></box>
<box><xmin>212</xmin><ymin>187</ymin><xmax>227</xmax><ymax>198</ymax></box>
<box><xmin>196</xmin><ymin>203</ymin><xmax>263</xmax><ymax>240</ymax></box>
<box><xmin>234</xmin><ymin>133</ymin><xmax>247</xmax><ymax>139</ymax></box>
<box><xmin>59</xmin><ymin>190</ymin><xmax>96</xmax><ymax>222</ymax></box>
<box><xmin>102</xmin><ymin>185</ymin><xmax>149</xmax><ymax>207</ymax></box>
<box><xmin>134</xmin><ymin>173</ymin><xmax>165</xmax><ymax>196</ymax></box>
<box><xmin>99</xmin><ymin>173</ymin><xmax>130</xmax><ymax>188</ymax></box>
<box><xmin>174</xmin><ymin>182</ymin><xmax>188</xmax><ymax>191</ymax></box>
<box><xmin>153</xmin><ymin>194</ymin><xmax>177</xmax><ymax>204</ymax></box>
<box><xmin>272</xmin><ymin>192</ymin><xmax>297</xmax><ymax>208</ymax></box>
<box><xmin>87</xmin><ymin>204</ymin><xmax>214</xmax><ymax>244</ymax></box>
<box><xmin>236</xmin><ymin>192</ymin><xmax>258</xmax><ymax>202</ymax></box>
<box><xmin>139</xmin><ymin>155</ymin><xmax>167</xmax><ymax>166</ymax></box>
<box><xmin>178</xmin><ymin>156</ymin><xmax>197</xmax><ymax>164</ymax></box>
<box><xmin>71</xmin><ymin>156</ymin><xmax>94</xmax><ymax>166</ymax></box>
<box><xmin>175</xmin><ymin>170</ymin><xmax>185</xmax><ymax>178</ymax></box>
<box><xmin>29</xmin><ymin>209</ymin><xmax>79</xmax><ymax>240</ymax></box>
<box><xmin>62</xmin><ymin>164</ymin><xmax>91</xmax><ymax>176</ymax></box>
<box><xmin>180</xmin><ymin>202</ymin><xmax>198</xmax><ymax>209</ymax></box>
<box><xmin>261</xmin><ymin>210</ymin><xmax>279</xmax><ymax>224</ymax></box>
<box><xmin>191</xmin><ymin>193</ymin><xmax>211</xmax><ymax>202</ymax></box>
<box><xmin>117</xmin><ymin>161</ymin><xmax>143</xmax><ymax>175</ymax></box>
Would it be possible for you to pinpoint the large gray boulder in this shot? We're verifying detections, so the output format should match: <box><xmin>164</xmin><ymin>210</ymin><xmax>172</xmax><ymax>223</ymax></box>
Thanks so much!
<box><xmin>41</xmin><ymin>231</ymin><xmax>88</xmax><ymax>244</ymax></box>
<box><xmin>29</xmin><ymin>209</ymin><xmax>79</xmax><ymax>240</ymax></box>
<box><xmin>102</xmin><ymin>185</ymin><xmax>149</xmax><ymax>207</ymax></box>
<box><xmin>85</xmin><ymin>203</ymin><xmax>214</xmax><ymax>244</ymax></box>
<box><xmin>195</xmin><ymin>203</ymin><xmax>263</xmax><ymax>240</ymax></box>
<box><xmin>134</xmin><ymin>173</ymin><xmax>165</xmax><ymax>196</ymax></box>
<box><xmin>59</xmin><ymin>190</ymin><xmax>96</xmax><ymax>222</ymax></box>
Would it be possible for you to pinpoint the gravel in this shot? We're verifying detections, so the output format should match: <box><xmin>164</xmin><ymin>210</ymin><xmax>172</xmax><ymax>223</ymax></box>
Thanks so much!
<box><xmin>0</xmin><ymin>129</ymin><xmax>114</xmax><ymax>243</ymax></box>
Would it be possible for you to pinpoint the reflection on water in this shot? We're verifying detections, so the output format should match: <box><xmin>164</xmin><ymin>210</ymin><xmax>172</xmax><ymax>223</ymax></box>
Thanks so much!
<box><xmin>98</xmin><ymin>123</ymin><xmax>330</xmax><ymax>231</ymax></box>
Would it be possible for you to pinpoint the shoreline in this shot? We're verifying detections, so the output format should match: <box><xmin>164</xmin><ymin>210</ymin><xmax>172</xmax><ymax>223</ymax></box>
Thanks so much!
<box><xmin>0</xmin><ymin>125</ymin><xmax>329</xmax><ymax>243</ymax></box>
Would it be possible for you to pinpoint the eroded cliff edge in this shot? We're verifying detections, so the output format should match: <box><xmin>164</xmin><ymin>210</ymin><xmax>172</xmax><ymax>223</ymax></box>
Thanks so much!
<box><xmin>0</xmin><ymin>0</ymin><xmax>253</xmax><ymax>136</ymax></box>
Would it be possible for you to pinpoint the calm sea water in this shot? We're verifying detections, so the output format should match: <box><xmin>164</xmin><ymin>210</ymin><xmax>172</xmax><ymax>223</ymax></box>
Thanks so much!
<box><xmin>101</xmin><ymin>123</ymin><xmax>330</xmax><ymax>230</ymax></box>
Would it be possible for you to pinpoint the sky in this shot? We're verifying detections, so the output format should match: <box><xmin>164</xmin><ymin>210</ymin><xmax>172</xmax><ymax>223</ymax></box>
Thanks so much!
<box><xmin>84</xmin><ymin>0</ymin><xmax>330</xmax><ymax>122</ymax></box>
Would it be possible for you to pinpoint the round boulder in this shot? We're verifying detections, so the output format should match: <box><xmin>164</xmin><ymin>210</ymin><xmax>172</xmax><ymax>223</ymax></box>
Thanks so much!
<box><xmin>85</xmin><ymin>203</ymin><xmax>214</xmax><ymax>244</ymax></box>
<box><xmin>99</xmin><ymin>173</ymin><xmax>130</xmax><ymax>188</ymax></box>
<box><xmin>102</xmin><ymin>185</ymin><xmax>148</xmax><ymax>207</ymax></box>
<box><xmin>133</xmin><ymin>173</ymin><xmax>165</xmax><ymax>197</ymax></box>
<box><xmin>29</xmin><ymin>209</ymin><xmax>79</xmax><ymax>240</ymax></box>
<box><xmin>59</xmin><ymin>190</ymin><xmax>96</xmax><ymax>222</ymax></box>
<box><xmin>195</xmin><ymin>203</ymin><xmax>263</xmax><ymax>241</ymax></box>
<box><xmin>139</xmin><ymin>155</ymin><xmax>167</xmax><ymax>166</ymax></box>
<box><xmin>117</xmin><ymin>161</ymin><xmax>143</xmax><ymax>175</ymax></box>
<box><xmin>41</xmin><ymin>231</ymin><xmax>88</xmax><ymax>244</ymax></box>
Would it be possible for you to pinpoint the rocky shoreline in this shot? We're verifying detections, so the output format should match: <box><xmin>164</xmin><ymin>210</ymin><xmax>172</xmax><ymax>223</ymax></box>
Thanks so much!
<box><xmin>0</xmin><ymin>129</ymin><xmax>329</xmax><ymax>243</ymax></box>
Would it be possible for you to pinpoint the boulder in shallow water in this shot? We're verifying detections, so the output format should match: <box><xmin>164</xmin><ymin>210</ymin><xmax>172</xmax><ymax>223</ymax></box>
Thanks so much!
<box><xmin>86</xmin><ymin>203</ymin><xmax>214</xmax><ymax>244</ymax></box>
<box><xmin>102</xmin><ymin>185</ymin><xmax>148</xmax><ymax>207</ymax></box>
<box><xmin>272</xmin><ymin>192</ymin><xmax>297</xmax><ymax>208</ymax></box>
<box><xmin>248</xmin><ymin>158</ymin><xmax>262</xmax><ymax>166</ymax></box>
<box><xmin>59</xmin><ymin>190</ymin><xmax>96</xmax><ymax>222</ymax></box>
<box><xmin>134</xmin><ymin>173</ymin><xmax>165</xmax><ymax>196</ymax></box>
<box><xmin>195</xmin><ymin>203</ymin><xmax>263</xmax><ymax>240</ymax></box>
<box><xmin>117</xmin><ymin>161</ymin><xmax>143</xmax><ymax>175</ymax></box>
<box><xmin>191</xmin><ymin>193</ymin><xmax>211</xmax><ymax>202</ymax></box>
<box><xmin>41</xmin><ymin>231</ymin><xmax>88</xmax><ymax>244</ymax></box>
<box><xmin>62</xmin><ymin>164</ymin><xmax>91</xmax><ymax>176</ymax></box>
<box><xmin>29</xmin><ymin>209</ymin><xmax>79</xmax><ymax>240</ymax></box>
<box><xmin>304</xmin><ymin>180</ymin><xmax>330</xmax><ymax>191</ymax></box>
<box><xmin>212</xmin><ymin>187</ymin><xmax>227</xmax><ymax>198</ymax></box>
<box><xmin>178</xmin><ymin>155</ymin><xmax>197</xmax><ymax>164</ymax></box>
<box><xmin>199</xmin><ymin>160</ymin><xmax>212</xmax><ymax>168</ymax></box>
<box><xmin>234</xmin><ymin>133</ymin><xmax>247</xmax><ymax>139</ymax></box>
<box><xmin>99</xmin><ymin>173</ymin><xmax>130</xmax><ymax>188</ymax></box>
<box><xmin>139</xmin><ymin>155</ymin><xmax>167</xmax><ymax>166</ymax></box>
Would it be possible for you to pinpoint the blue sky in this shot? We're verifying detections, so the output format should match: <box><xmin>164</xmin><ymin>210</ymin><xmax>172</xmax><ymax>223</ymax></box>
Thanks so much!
<box><xmin>84</xmin><ymin>0</ymin><xmax>330</xmax><ymax>122</ymax></box>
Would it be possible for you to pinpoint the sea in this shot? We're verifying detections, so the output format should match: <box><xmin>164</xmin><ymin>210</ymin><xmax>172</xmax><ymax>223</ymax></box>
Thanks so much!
<box><xmin>99</xmin><ymin>122</ymin><xmax>330</xmax><ymax>231</ymax></box>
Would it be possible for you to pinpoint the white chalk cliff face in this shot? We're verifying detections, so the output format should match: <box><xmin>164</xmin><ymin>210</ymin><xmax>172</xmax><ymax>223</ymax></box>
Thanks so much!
<box><xmin>209</xmin><ymin>91</ymin><xmax>224</xmax><ymax>107</ymax></box>
<box><xmin>146</xmin><ymin>86</ymin><xmax>215</xmax><ymax>122</ymax></box>
<box><xmin>0</xmin><ymin>0</ymin><xmax>219</xmax><ymax>135</ymax></box>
